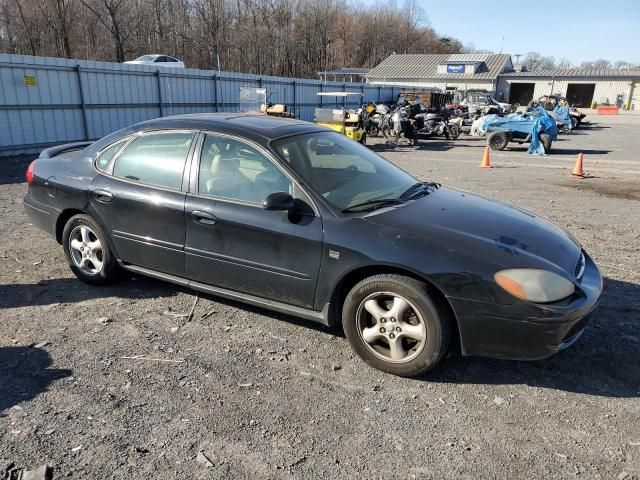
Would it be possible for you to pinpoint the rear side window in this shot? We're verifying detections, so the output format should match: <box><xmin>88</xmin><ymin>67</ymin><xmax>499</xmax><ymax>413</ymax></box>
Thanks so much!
<box><xmin>96</xmin><ymin>139</ymin><xmax>127</xmax><ymax>171</ymax></box>
<box><xmin>113</xmin><ymin>132</ymin><xmax>193</xmax><ymax>190</ymax></box>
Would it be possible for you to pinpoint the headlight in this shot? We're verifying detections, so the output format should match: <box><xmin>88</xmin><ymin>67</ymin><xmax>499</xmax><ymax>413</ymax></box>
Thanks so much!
<box><xmin>494</xmin><ymin>269</ymin><xmax>575</xmax><ymax>303</ymax></box>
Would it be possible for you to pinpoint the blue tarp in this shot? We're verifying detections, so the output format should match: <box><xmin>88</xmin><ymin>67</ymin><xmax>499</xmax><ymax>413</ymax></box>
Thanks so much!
<box><xmin>553</xmin><ymin>105</ymin><xmax>572</xmax><ymax>129</ymax></box>
<box><xmin>482</xmin><ymin>107</ymin><xmax>558</xmax><ymax>155</ymax></box>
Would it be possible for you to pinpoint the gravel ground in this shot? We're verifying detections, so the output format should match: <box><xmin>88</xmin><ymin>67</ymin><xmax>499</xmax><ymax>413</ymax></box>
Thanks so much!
<box><xmin>1</xmin><ymin>113</ymin><xmax>639</xmax><ymax>479</ymax></box>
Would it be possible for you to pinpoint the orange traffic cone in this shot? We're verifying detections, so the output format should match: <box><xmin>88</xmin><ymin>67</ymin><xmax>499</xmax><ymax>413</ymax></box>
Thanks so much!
<box><xmin>480</xmin><ymin>145</ymin><xmax>492</xmax><ymax>168</ymax></box>
<box><xmin>571</xmin><ymin>153</ymin><xmax>585</xmax><ymax>178</ymax></box>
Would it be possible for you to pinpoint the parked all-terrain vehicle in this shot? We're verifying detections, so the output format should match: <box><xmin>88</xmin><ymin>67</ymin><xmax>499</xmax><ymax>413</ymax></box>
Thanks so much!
<box><xmin>484</xmin><ymin>107</ymin><xmax>558</xmax><ymax>154</ymax></box>
<box><xmin>461</xmin><ymin>90</ymin><xmax>518</xmax><ymax>115</ymax></box>
<box><xmin>535</xmin><ymin>95</ymin><xmax>587</xmax><ymax>129</ymax></box>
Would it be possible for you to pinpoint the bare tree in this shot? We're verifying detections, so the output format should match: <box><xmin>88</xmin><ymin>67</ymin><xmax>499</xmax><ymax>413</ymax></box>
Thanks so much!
<box><xmin>0</xmin><ymin>0</ymin><xmax>470</xmax><ymax>77</ymax></box>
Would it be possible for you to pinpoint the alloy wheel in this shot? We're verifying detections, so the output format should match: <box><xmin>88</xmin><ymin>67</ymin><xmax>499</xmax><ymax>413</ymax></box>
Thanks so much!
<box><xmin>356</xmin><ymin>292</ymin><xmax>427</xmax><ymax>363</ymax></box>
<box><xmin>68</xmin><ymin>225</ymin><xmax>104</xmax><ymax>275</ymax></box>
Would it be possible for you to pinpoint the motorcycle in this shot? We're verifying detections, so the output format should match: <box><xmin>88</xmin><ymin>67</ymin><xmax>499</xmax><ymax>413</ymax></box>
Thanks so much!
<box><xmin>414</xmin><ymin>108</ymin><xmax>459</xmax><ymax>140</ymax></box>
<box><xmin>385</xmin><ymin>106</ymin><xmax>418</xmax><ymax>146</ymax></box>
<box><xmin>365</xmin><ymin>104</ymin><xmax>389</xmax><ymax>137</ymax></box>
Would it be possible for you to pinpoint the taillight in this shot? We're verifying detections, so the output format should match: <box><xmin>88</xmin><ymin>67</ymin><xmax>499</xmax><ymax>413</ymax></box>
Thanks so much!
<box><xmin>26</xmin><ymin>159</ymin><xmax>36</xmax><ymax>184</ymax></box>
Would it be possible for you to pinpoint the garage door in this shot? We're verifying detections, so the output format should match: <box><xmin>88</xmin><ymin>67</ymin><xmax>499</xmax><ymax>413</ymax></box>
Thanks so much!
<box><xmin>566</xmin><ymin>84</ymin><xmax>595</xmax><ymax>107</ymax></box>
<box><xmin>508</xmin><ymin>83</ymin><xmax>535</xmax><ymax>106</ymax></box>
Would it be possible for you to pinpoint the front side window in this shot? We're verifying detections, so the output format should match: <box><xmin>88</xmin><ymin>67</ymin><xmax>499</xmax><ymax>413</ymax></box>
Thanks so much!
<box><xmin>112</xmin><ymin>132</ymin><xmax>193</xmax><ymax>190</ymax></box>
<box><xmin>96</xmin><ymin>138</ymin><xmax>128</xmax><ymax>171</ymax></box>
<box><xmin>198</xmin><ymin>134</ymin><xmax>292</xmax><ymax>204</ymax></box>
<box><xmin>273</xmin><ymin>132</ymin><xmax>416</xmax><ymax>211</ymax></box>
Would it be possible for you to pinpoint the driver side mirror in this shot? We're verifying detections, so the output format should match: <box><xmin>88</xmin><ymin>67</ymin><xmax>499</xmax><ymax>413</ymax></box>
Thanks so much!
<box><xmin>262</xmin><ymin>192</ymin><xmax>295</xmax><ymax>211</ymax></box>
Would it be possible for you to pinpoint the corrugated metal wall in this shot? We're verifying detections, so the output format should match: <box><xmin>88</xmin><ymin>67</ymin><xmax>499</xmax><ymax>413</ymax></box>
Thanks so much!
<box><xmin>499</xmin><ymin>78</ymin><xmax>635</xmax><ymax>107</ymax></box>
<box><xmin>0</xmin><ymin>54</ymin><xmax>418</xmax><ymax>157</ymax></box>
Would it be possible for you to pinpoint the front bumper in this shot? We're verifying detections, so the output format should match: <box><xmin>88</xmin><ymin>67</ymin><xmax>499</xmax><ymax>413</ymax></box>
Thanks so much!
<box><xmin>450</xmin><ymin>253</ymin><xmax>602</xmax><ymax>361</ymax></box>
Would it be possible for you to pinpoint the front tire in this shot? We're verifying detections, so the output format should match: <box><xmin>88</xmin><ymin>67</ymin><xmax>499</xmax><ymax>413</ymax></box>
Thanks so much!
<box><xmin>488</xmin><ymin>131</ymin><xmax>509</xmax><ymax>150</ymax></box>
<box><xmin>62</xmin><ymin>214</ymin><xmax>118</xmax><ymax>285</ymax></box>
<box><xmin>342</xmin><ymin>274</ymin><xmax>450</xmax><ymax>377</ymax></box>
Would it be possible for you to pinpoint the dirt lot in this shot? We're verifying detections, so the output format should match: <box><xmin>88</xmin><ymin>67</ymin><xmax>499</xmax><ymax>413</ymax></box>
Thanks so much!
<box><xmin>1</xmin><ymin>112</ymin><xmax>639</xmax><ymax>479</ymax></box>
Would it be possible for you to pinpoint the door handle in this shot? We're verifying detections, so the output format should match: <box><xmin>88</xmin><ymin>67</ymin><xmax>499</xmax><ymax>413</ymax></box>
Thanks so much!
<box><xmin>93</xmin><ymin>189</ymin><xmax>113</xmax><ymax>203</ymax></box>
<box><xmin>191</xmin><ymin>210</ymin><xmax>217</xmax><ymax>226</ymax></box>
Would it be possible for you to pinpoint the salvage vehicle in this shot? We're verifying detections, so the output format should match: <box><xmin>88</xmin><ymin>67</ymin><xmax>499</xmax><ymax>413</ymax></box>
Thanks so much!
<box><xmin>485</xmin><ymin>108</ymin><xmax>558</xmax><ymax>153</ymax></box>
<box><xmin>535</xmin><ymin>95</ymin><xmax>587</xmax><ymax>129</ymax></box>
<box><xmin>314</xmin><ymin>92</ymin><xmax>366</xmax><ymax>144</ymax></box>
<box><xmin>23</xmin><ymin>114</ymin><xmax>602</xmax><ymax>377</ymax></box>
<box><xmin>461</xmin><ymin>90</ymin><xmax>517</xmax><ymax>115</ymax></box>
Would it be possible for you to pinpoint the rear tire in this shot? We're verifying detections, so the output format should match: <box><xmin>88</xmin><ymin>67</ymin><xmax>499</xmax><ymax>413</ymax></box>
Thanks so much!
<box><xmin>367</xmin><ymin>125</ymin><xmax>379</xmax><ymax>137</ymax></box>
<box><xmin>448</xmin><ymin>123</ymin><xmax>461</xmax><ymax>140</ymax></box>
<box><xmin>488</xmin><ymin>131</ymin><xmax>509</xmax><ymax>151</ymax></box>
<box><xmin>342</xmin><ymin>274</ymin><xmax>450</xmax><ymax>377</ymax></box>
<box><xmin>540</xmin><ymin>133</ymin><xmax>552</xmax><ymax>153</ymax></box>
<box><xmin>62</xmin><ymin>214</ymin><xmax>119</xmax><ymax>285</ymax></box>
<box><xmin>570</xmin><ymin>116</ymin><xmax>578</xmax><ymax>130</ymax></box>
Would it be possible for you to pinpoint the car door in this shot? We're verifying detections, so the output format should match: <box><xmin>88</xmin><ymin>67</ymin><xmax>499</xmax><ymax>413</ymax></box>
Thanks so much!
<box><xmin>184</xmin><ymin>132</ymin><xmax>323</xmax><ymax>309</ymax></box>
<box><xmin>90</xmin><ymin>130</ymin><xmax>195</xmax><ymax>276</ymax></box>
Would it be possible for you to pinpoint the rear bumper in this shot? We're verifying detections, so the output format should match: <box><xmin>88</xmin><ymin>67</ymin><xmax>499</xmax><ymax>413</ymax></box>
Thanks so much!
<box><xmin>450</xmin><ymin>254</ymin><xmax>602</xmax><ymax>361</ymax></box>
<box><xmin>24</xmin><ymin>195</ymin><xmax>58</xmax><ymax>239</ymax></box>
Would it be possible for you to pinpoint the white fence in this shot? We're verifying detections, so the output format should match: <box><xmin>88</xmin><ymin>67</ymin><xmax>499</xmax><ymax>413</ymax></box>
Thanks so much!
<box><xmin>0</xmin><ymin>54</ymin><xmax>419</xmax><ymax>156</ymax></box>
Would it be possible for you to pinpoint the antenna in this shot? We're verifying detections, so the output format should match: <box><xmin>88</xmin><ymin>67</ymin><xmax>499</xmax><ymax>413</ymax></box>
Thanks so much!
<box><xmin>499</xmin><ymin>36</ymin><xmax>504</xmax><ymax>54</ymax></box>
<box><xmin>514</xmin><ymin>53</ymin><xmax>522</xmax><ymax>65</ymax></box>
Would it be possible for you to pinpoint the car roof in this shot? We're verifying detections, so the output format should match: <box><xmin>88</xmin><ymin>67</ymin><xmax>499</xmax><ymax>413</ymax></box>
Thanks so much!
<box><xmin>129</xmin><ymin>113</ymin><xmax>326</xmax><ymax>142</ymax></box>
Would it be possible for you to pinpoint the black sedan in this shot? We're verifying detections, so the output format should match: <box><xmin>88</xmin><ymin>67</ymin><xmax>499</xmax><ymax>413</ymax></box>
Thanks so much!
<box><xmin>24</xmin><ymin>114</ymin><xmax>602</xmax><ymax>377</ymax></box>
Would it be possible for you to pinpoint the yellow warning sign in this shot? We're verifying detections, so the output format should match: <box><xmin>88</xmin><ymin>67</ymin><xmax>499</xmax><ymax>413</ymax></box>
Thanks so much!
<box><xmin>24</xmin><ymin>75</ymin><xmax>38</xmax><ymax>86</ymax></box>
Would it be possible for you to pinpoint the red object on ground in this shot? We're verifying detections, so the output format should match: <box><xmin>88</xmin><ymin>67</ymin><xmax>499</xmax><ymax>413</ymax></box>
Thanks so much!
<box><xmin>597</xmin><ymin>106</ymin><xmax>619</xmax><ymax>115</ymax></box>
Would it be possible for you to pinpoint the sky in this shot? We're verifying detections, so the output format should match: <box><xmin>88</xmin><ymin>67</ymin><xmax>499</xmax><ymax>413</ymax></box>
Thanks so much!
<box><xmin>412</xmin><ymin>0</ymin><xmax>640</xmax><ymax>65</ymax></box>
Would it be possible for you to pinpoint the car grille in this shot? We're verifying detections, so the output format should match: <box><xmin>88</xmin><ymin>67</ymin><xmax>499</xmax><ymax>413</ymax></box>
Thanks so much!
<box><xmin>575</xmin><ymin>252</ymin><xmax>585</xmax><ymax>280</ymax></box>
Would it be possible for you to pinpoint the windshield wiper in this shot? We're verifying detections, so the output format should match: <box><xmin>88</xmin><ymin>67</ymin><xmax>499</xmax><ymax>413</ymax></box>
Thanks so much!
<box><xmin>400</xmin><ymin>181</ymin><xmax>439</xmax><ymax>201</ymax></box>
<box><xmin>341</xmin><ymin>198</ymin><xmax>405</xmax><ymax>213</ymax></box>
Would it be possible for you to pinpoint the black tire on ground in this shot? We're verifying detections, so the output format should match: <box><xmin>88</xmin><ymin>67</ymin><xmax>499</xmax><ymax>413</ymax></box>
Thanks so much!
<box><xmin>342</xmin><ymin>274</ymin><xmax>450</xmax><ymax>377</ymax></box>
<box><xmin>367</xmin><ymin>125</ymin><xmax>379</xmax><ymax>137</ymax></box>
<box><xmin>448</xmin><ymin>123</ymin><xmax>461</xmax><ymax>140</ymax></box>
<box><xmin>488</xmin><ymin>131</ymin><xmax>509</xmax><ymax>151</ymax></box>
<box><xmin>570</xmin><ymin>116</ymin><xmax>578</xmax><ymax>130</ymax></box>
<box><xmin>62</xmin><ymin>214</ymin><xmax>119</xmax><ymax>285</ymax></box>
<box><xmin>540</xmin><ymin>133</ymin><xmax>552</xmax><ymax>153</ymax></box>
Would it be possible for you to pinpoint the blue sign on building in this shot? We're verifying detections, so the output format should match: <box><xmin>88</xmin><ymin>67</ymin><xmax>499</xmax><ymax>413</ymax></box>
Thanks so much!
<box><xmin>447</xmin><ymin>64</ymin><xmax>465</xmax><ymax>73</ymax></box>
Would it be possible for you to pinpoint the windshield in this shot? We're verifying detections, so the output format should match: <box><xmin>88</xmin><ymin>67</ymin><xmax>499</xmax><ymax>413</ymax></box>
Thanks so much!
<box><xmin>272</xmin><ymin>132</ymin><xmax>418</xmax><ymax>212</ymax></box>
<box><xmin>134</xmin><ymin>55</ymin><xmax>157</xmax><ymax>62</ymax></box>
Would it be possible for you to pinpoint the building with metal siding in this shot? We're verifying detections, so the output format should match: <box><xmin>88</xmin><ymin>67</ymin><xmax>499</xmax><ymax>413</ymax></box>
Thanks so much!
<box><xmin>366</xmin><ymin>53</ymin><xmax>640</xmax><ymax>109</ymax></box>
<box><xmin>365</xmin><ymin>54</ymin><xmax>514</xmax><ymax>100</ymax></box>
<box><xmin>498</xmin><ymin>70</ymin><xmax>640</xmax><ymax>109</ymax></box>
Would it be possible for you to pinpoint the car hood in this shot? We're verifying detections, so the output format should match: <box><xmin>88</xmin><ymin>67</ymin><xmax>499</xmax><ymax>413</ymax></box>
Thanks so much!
<box><xmin>363</xmin><ymin>187</ymin><xmax>581</xmax><ymax>275</ymax></box>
